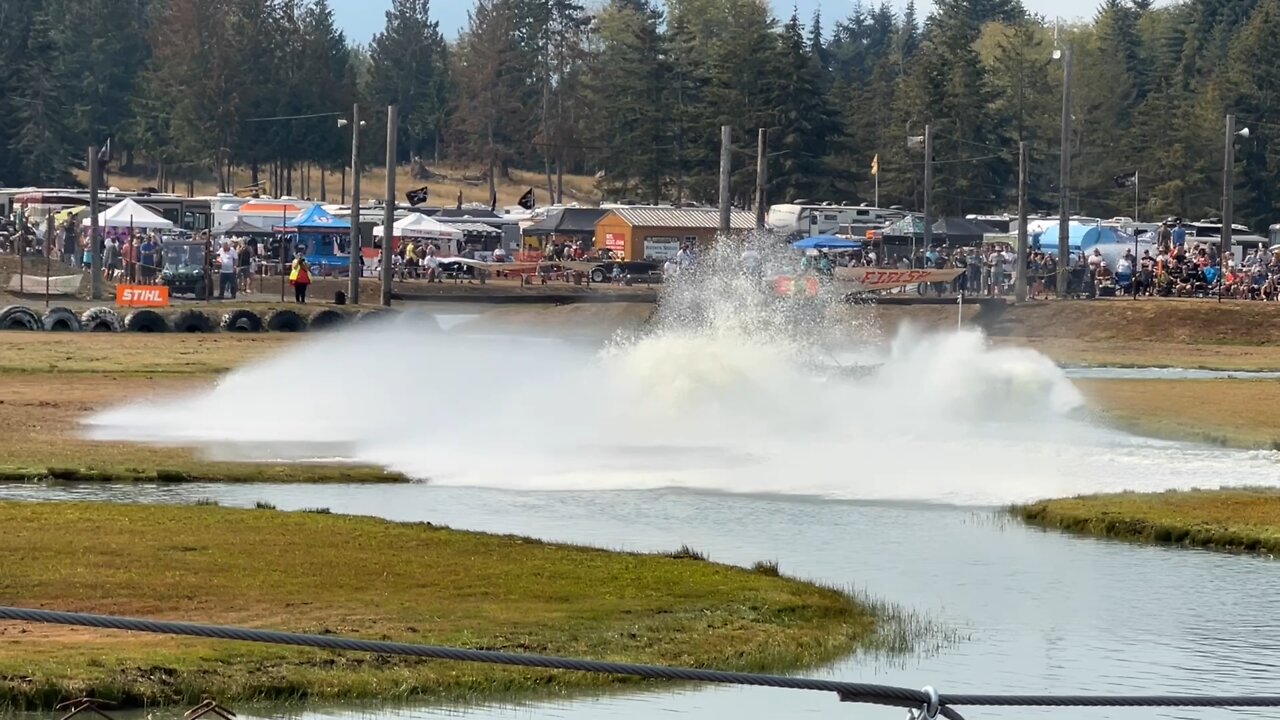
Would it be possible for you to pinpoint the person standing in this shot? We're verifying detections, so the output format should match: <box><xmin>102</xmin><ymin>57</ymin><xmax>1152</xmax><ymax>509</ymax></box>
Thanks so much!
<box><xmin>138</xmin><ymin>234</ymin><xmax>157</xmax><ymax>285</ymax></box>
<box><xmin>290</xmin><ymin>253</ymin><xmax>311</xmax><ymax>303</ymax></box>
<box><xmin>237</xmin><ymin>239</ymin><xmax>253</xmax><ymax>294</ymax></box>
<box><xmin>216</xmin><ymin>240</ymin><xmax>238</xmax><ymax>299</ymax></box>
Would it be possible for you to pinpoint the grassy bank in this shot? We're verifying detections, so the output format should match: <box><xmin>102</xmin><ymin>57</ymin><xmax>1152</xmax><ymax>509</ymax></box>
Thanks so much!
<box><xmin>0</xmin><ymin>334</ymin><xmax>403</xmax><ymax>483</ymax></box>
<box><xmin>0</xmin><ymin>502</ymin><xmax>881</xmax><ymax>710</ymax></box>
<box><xmin>1074</xmin><ymin>378</ymin><xmax>1280</xmax><ymax>450</ymax></box>
<box><xmin>1015</xmin><ymin>489</ymin><xmax>1280</xmax><ymax>553</ymax></box>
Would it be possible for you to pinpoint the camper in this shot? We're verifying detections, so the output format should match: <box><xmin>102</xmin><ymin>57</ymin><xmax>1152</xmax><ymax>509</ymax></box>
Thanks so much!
<box><xmin>767</xmin><ymin>202</ymin><xmax>905</xmax><ymax>238</ymax></box>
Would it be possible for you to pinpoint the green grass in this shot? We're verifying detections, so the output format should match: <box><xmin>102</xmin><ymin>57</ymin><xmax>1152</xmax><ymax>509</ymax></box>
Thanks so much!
<box><xmin>0</xmin><ymin>502</ymin><xmax>885</xmax><ymax>711</ymax></box>
<box><xmin>1014</xmin><ymin>488</ymin><xmax>1280</xmax><ymax>553</ymax></box>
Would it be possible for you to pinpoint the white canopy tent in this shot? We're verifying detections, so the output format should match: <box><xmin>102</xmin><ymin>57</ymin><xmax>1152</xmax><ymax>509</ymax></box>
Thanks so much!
<box><xmin>82</xmin><ymin>198</ymin><xmax>175</xmax><ymax>229</ymax></box>
<box><xmin>373</xmin><ymin>213</ymin><xmax>464</xmax><ymax>242</ymax></box>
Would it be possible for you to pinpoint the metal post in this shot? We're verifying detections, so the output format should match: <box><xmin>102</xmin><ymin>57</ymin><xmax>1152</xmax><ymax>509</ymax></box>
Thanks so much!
<box><xmin>755</xmin><ymin>128</ymin><xmax>768</xmax><ymax>228</ymax></box>
<box><xmin>381</xmin><ymin>105</ymin><xmax>397</xmax><ymax>307</ymax></box>
<box><xmin>718</xmin><ymin>125</ymin><xmax>732</xmax><ymax>236</ymax></box>
<box><xmin>1134</xmin><ymin>171</ymin><xmax>1140</xmax><ymax>223</ymax></box>
<box><xmin>1015</xmin><ymin>141</ymin><xmax>1028</xmax><ymax>303</ymax></box>
<box><xmin>45</xmin><ymin>214</ymin><xmax>53</xmax><ymax>307</ymax></box>
<box><xmin>88</xmin><ymin>146</ymin><xmax>102</xmax><ymax>300</ymax></box>
<box><xmin>348</xmin><ymin>103</ymin><xmax>361</xmax><ymax>304</ymax></box>
<box><xmin>922</xmin><ymin>124</ymin><xmax>933</xmax><ymax>251</ymax></box>
<box><xmin>1057</xmin><ymin>45</ymin><xmax>1073</xmax><ymax>298</ymax></box>
<box><xmin>1221</xmin><ymin>114</ymin><xmax>1235</xmax><ymax>271</ymax></box>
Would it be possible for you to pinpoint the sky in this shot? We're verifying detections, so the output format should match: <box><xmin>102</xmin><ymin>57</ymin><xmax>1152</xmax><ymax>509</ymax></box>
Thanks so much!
<box><xmin>331</xmin><ymin>0</ymin><xmax>1116</xmax><ymax>45</ymax></box>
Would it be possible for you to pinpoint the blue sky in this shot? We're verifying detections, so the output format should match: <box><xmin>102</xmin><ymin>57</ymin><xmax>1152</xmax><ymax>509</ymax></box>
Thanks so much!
<box><xmin>331</xmin><ymin>0</ymin><xmax>1115</xmax><ymax>45</ymax></box>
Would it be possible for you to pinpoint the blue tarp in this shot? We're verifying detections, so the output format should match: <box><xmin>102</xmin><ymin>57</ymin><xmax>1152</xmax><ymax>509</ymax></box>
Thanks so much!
<box><xmin>793</xmin><ymin>235</ymin><xmax>862</xmax><ymax>250</ymax></box>
<box><xmin>277</xmin><ymin>204</ymin><xmax>350</xmax><ymax>232</ymax></box>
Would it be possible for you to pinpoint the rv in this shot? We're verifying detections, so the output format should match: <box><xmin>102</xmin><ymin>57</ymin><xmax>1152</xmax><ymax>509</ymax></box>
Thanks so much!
<box><xmin>767</xmin><ymin>202</ymin><xmax>905</xmax><ymax>238</ymax></box>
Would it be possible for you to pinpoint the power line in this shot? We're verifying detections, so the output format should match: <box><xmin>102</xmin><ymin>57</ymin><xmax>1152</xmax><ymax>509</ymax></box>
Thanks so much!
<box><xmin>245</xmin><ymin>111</ymin><xmax>344</xmax><ymax>123</ymax></box>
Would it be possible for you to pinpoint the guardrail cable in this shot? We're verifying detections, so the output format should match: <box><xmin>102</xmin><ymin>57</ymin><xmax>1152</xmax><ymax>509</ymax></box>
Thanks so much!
<box><xmin>3</xmin><ymin>606</ymin><xmax>1280</xmax><ymax>719</ymax></box>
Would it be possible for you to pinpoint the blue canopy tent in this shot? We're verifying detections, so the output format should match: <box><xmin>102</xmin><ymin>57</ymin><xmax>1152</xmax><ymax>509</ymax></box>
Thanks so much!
<box><xmin>274</xmin><ymin>205</ymin><xmax>352</xmax><ymax>276</ymax></box>
<box><xmin>793</xmin><ymin>235</ymin><xmax>863</xmax><ymax>250</ymax></box>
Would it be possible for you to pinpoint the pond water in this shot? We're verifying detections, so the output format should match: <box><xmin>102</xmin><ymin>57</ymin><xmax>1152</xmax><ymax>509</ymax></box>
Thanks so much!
<box><xmin>3</xmin><ymin>481</ymin><xmax>1279</xmax><ymax>720</ymax></box>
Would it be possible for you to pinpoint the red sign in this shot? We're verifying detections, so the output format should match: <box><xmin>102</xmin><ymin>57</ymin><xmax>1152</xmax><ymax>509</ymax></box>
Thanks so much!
<box><xmin>116</xmin><ymin>285</ymin><xmax>170</xmax><ymax>308</ymax></box>
<box><xmin>604</xmin><ymin>232</ymin><xmax>626</xmax><ymax>252</ymax></box>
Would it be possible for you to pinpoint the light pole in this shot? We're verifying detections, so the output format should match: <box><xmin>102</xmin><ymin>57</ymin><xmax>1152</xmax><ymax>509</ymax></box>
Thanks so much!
<box><xmin>339</xmin><ymin>107</ymin><xmax>366</xmax><ymax>304</ymax></box>
<box><xmin>1221</xmin><ymin>116</ymin><xmax>1249</xmax><ymax>269</ymax></box>
<box><xmin>1054</xmin><ymin>43</ymin><xmax>1072</xmax><ymax>298</ymax></box>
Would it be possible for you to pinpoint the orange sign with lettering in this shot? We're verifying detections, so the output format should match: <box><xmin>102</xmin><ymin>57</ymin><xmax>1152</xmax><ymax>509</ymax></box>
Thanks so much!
<box><xmin>116</xmin><ymin>285</ymin><xmax>171</xmax><ymax>308</ymax></box>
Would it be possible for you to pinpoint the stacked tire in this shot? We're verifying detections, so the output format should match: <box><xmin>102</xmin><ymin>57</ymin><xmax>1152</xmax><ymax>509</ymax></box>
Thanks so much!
<box><xmin>80</xmin><ymin>307</ymin><xmax>123</xmax><ymax>332</ymax></box>
<box><xmin>0</xmin><ymin>305</ymin><xmax>40</xmax><ymax>331</ymax></box>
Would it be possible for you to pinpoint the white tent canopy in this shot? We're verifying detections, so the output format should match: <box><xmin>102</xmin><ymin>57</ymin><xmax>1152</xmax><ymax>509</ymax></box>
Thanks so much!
<box><xmin>82</xmin><ymin>198</ymin><xmax>175</xmax><ymax>229</ymax></box>
<box><xmin>373</xmin><ymin>212</ymin><xmax>464</xmax><ymax>241</ymax></box>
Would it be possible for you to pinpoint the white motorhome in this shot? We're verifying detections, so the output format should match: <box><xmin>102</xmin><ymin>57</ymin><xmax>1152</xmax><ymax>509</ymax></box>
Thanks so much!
<box><xmin>766</xmin><ymin>202</ymin><xmax>905</xmax><ymax>237</ymax></box>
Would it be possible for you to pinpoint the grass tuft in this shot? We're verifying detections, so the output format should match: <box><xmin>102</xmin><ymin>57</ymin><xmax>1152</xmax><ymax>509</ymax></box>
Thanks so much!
<box><xmin>750</xmin><ymin>560</ymin><xmax>780</xmax><ymax>577</ymax></box>
<box><xmin>253</xmin><ymin>501</ymin><xmax>277</xmax><ymax>510</ymax></box>
<box><xmin>193</xmin><ymin>497</ymin><xmax>219</xmax><ymax>507</ymax></box>
<box><xmin>666</xmin><ymin>544</ymin><xmax>707</xmax><ymax>561</ymax></box>
<box><xmin>300</xmin><ymin>507</ymin><xmax>332</xmax><ymax>514</ymax></box>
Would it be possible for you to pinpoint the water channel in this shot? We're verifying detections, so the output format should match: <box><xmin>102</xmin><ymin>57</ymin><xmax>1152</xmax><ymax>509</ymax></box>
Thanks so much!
<box><xmin>10</xmin><ymin>289</ymin><xmax>1280</xmax><ymax>720</ymax></box>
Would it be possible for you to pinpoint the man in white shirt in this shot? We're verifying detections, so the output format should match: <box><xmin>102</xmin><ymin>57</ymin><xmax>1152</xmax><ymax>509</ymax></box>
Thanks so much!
<box><xmin>217</xmin><ymin>241</ymin><xmax>238</xmax><ymax>299</ymax></box>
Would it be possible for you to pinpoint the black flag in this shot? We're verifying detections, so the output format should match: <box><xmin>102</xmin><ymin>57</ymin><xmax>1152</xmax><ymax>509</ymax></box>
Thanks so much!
<box><xmin>1113</xmin><ymin>172</ymin><xmax>1137</xmax><ymax>189</ymax></box>
<box><xmin>518</xmin><ymin>187</ymin><xmax>536</xmax><ymax>211</ymax></box>
<box><xmin>456</xmin><ymin>188</ymin><xmax>463</xmax><ymax>210</ymax></box>
<box><xmin>405</xmin><ymin>185</ymin><xmax>430</xmax><ymax>206</ymax></box>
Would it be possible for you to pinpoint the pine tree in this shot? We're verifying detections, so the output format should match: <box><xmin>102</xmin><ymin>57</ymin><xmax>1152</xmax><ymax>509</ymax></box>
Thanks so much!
<box><xmin>368</xmin><ymin>0</ymin><xmax>451</xmax><ymax>165</ymax></box>
<box><xmin>584</xmin><ymin>0</ymin><xmax>670</xmax><ymax>203</ymax></box>
<box><xmin>771</xmin><ymin>11</ymin><xmax>842</xmax><ymax>203</ymax></box>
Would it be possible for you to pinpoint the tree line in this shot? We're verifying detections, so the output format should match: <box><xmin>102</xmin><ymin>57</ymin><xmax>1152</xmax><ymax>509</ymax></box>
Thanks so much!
<box><xmin>1</xmin><ymin>0</ymin><xmax>1278</xmax><ymax>230</ymax></box>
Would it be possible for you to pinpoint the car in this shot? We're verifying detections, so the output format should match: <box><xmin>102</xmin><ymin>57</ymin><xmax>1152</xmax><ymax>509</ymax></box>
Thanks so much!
<box><xmin>590</xmin><ymin>260</ymin><xmax>662</xmax><ymax>283</ymax></box>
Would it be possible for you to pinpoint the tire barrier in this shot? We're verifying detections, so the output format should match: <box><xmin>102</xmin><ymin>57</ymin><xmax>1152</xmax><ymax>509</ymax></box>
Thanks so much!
<box><xmin>171</xmin><ymin>309</ymin><xmax>215</xmax><ymax>333</ymax></box>
<box><xmin>41</xmin><ymin>307</ymin><xmax>82</xmax><ymax>332</ymax></box>
<box><xmin>220</xmin><ymin>309</ymin><xmax>264</xmax><ymax>333</ymax></box>
<box><xmin>0</xmin><ymin>304</ymin><xmax>40</xmax><ymax>331</ymax></box>
<box><xmin>308</xmin><ymin>309</ymin><xmax>347</xmax><ymax>331</ymax></box>
<box><xmin>124</xmin><ymin>309</ymin><xmax>169</xmax><ymax>333</ymax></box>
<box><xmin>265</xmin><ymin>309</ymin><xmax>307</xmax><ymax>333</ymax></box>
<box><xmin>80</xmin><ymin>307</ymin><xmax>123</xmax><ymax>333</ymax></box>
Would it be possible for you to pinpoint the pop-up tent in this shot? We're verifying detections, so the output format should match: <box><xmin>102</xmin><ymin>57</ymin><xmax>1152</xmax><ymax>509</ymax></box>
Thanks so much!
<box><xmin>373</xmin><ymin>213</ymin><xmax>464</xmax><ymax>241</ymax></box>
<box><xmin>275</xmin><ymin>204</ymin><xmax>349</xmax><ymax>232</ymax></box>
<box><xmin>793</xmin><ymin>235</ymin><xmax>862</xmax><ymax>250</ymax></box>
<box><xmin>82</xmin><ymin>198</ymin><xmax>175</xmax><ymax>229</ymax></box>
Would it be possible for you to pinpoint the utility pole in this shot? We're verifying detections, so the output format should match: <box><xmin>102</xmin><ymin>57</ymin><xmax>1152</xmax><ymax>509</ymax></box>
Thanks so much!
<box><xmin>347</xmin><ymin>103</ymin><xmax>361</xmax><ymax>305</ymax></box>
<box><xmin>718</xmin><ymin>125</ymin><xmax>732</xmax><ymax>236</ymax></box>
<box><xmin>88</xmin><ymin>146</ymin><xmax>102</xmax><ymax>300</ymax></box>
<box><xmin>1057</xmin><ymin>45</ymin><xmax>1073</xmax><ymax>298</ymax></box>
<box><xmin>1015</xmin><ymin>141</ymin><xmax>1029</xmax><ymax>303</ymax></box>
<box><xmin>381</xmin><ymin>105</ymin><xmax>397</xmax><ymax>307</ymax></box>
<box><xmin>1221</xmin><ymin>114</ymin><xmax>1235</xmax><ymax>268</ymax></box>
<box><xmin>922</xmin><ymin>124</ymin><xmax>933</xmax><ymax>250</ymax></box>
<box><xmin>755</xmin><ymin>128</ymin><xmax>768</xmax><ymax>228</ymax></box>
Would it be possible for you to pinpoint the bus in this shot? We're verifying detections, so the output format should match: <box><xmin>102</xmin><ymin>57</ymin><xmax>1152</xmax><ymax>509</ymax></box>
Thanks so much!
<box><xmin>4</xmin><ymin>189</ymin><xmax>212</xmax><ymax>233</ymax></box>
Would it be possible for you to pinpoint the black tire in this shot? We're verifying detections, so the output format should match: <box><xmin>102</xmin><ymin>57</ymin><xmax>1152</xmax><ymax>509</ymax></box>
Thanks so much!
<box><xmin>266</xmin><ymin>309</ymin><xmax>307</xmax><ymax>333</ymax></box>
<box><xmin>220</xmin><ymin>309</ymin><xmax>263</xmax><ymax>333</ymax></box>
<box><xmin>0</xmin><ymin>304</ymin><xmax>40</xmax><ymax>331</ymax></box>
<box><xmin>80</xmin><ymin>307</ymin><xmax>123</xmax><ymax>333</ymax></box>
<box><xmin>172</xmin><ymin>309</ymin><xmax>214</xmax><ymax>333</ymax></box>
<box><xmin>124</xmin><ymin>309</ymin><xmax>169</xmax><ymax>333</ymax></box>
<box><xmin>309</xmin><ymin>309</ymin><xmax>348</xmax><ymax>331</ymax></box>
<box><xmin>42</xmin><ymin>307</ymin><xmax>81</xmax><ymax>332</ymax></box>
<box><xmin>590</xmin><ymin>268</ymin><xmax>607</xmax><ymax>283</ymax></box>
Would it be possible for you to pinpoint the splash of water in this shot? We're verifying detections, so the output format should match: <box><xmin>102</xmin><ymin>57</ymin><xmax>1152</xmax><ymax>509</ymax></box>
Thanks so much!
<box><xmin>85</xmin><ymin>235</ymin><xmax>1279</xmax><ymax>505</ymax></box>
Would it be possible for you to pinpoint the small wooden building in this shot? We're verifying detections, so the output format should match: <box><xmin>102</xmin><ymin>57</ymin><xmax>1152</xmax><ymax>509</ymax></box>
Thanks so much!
<box><xmin>594</xmin><ymin>207</ymin><xmax>756</xmax><ymax>260</ymax></box>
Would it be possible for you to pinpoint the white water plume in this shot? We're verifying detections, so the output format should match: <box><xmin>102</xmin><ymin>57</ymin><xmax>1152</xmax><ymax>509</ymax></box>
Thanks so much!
<box><xmin>85</xmin><ymin>235</ymin><xmax>1280</xmax><ymax>505</ymax></box>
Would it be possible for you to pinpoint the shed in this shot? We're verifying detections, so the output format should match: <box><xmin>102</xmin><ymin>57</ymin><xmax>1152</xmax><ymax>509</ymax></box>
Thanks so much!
<box><xmin>594</xmin><ymin>207</ymin><xmax>756</xmax><ymax>260</ymax></box>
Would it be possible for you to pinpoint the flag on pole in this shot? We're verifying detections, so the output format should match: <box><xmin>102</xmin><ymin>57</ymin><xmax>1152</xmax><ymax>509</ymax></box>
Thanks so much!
<box><xmin>405</xmin><ymin>185</ymin><xmax>430</xmax><ymax>206</ymax></box>
<box><xmin>871</xmin><ymin>154</ymin><xmax>880</xmax><ymax>177</ymax></box>
<box><xmin>518</xmin><ymin>187</ymin><xmax>536</xmax><ymax>211</ymax></box>
<box><xmin>1113</xmin><ymin>171</ymin><xmax>1138</xmax><ymax>189</ymax></box>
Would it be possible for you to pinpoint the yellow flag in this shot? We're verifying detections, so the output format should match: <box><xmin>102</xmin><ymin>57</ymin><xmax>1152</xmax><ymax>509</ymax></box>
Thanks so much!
<box><xmin>871</xmin><ymin>154</ymin><xmax>880</xmax><ymax>176</ymax></box>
